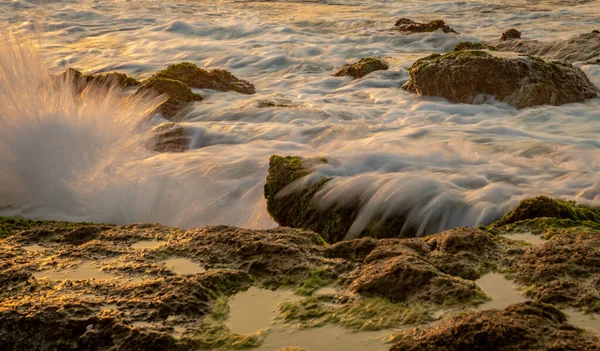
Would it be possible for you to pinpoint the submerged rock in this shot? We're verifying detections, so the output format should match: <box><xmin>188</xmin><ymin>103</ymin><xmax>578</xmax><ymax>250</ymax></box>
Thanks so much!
<box><xmin>58</xmin><ymin>68</ymin><xmax>140</xmax><ymax>91</ymax></box>
<box><xmin>394</xmin><ymin>18</ymin><xmax>458</xmax><ymax>34</ymax></box>
<box><xmin>333</xmin><ymin>57</ymin><xmax>389</xmax><ymax>79</ymax></box>
<box><xmin>402</xmin><ymin>50</ymin><xmax>597</xmax><ymax>108</ymax></box>
<box><xmin>496</xmin><ymin>30</ymin><xmax>600</xmax><ymax>63</ymax></box>
<box><xmin>147</xmin><ymin>122</ymin><xmax>191</xmax><ymax>153</ymax></box>
<box><xmin>500</xmin><ymin>28</ymin><xmax>522</xmax><ymax>41</ymax></box>
<box><xmin>264</xmin><ymin>155</ymin><xmax>415</xmax><ymax>243</ymax></box>
<box><xmin>136</xmin><ymin>78</ymin><xmax>203</xmax><ymax>120</ymax></box>
<box><xmin>453</xmin><ymin>41</ymin><xmax>497</xmax><ymax>51</ymax></box>
<box><xmin>390</xmin><ymin>302</ymin><xmax>600</xmax><ymax>350</ymax></box>
<box><xmin>152</xmin><ymin>62</ymin><xmax>256</xmax><ymax>95</ymax></box>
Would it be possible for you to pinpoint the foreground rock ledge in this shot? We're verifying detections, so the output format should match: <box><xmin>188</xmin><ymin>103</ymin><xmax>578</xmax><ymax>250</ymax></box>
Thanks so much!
<box><xmin>402</xmin><ymin>50</ymin><xmax>598</xmax><ymax>108</ymax></box>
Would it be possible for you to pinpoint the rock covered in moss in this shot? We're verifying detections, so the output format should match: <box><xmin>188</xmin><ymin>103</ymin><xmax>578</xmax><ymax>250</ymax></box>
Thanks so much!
<box><xmin>333</xmin><ymin>57</ymin><xmax>389</xmax><ymax>79</ymax></box>
<box><xmin>136</xmin><ymin>77</ymin><xmax>203</xmax><ymax>120</ymax></box>
<box><xmin>496</xmin><ymin>30</ymin><xmax>600</xmax><ymax>63</ymax></box>
<box><xmin>153</xmin><ymin>62</ymin><xmax>256</xmax><ymax>95</ymax></box>
<box><xmin>264</xmin><ymin>155</ymin><xmax>416</xmax><ymax>243</ymax></box>
<box><xmin>453</xmin><ymin>41</ymin><xmax>497</xmax><ymax>51</ymax></box>
<box><xmin>147</xmin><ymin>122</ymin><xmax>191</xmax><ymax>153</ymax></box>
<box><xmin>395</xmin><ymin>18</ymin><xmax>458</xmax><ymax>34</ymax></box>
<box><xmin>493</xmin><ymin>196</ymin><xmax>600</xmax><ymax>227</ymax></box>
<box><xmin>500</xmin><ymin>28</ymin><xmax>522</xmax><ymax>41</ymax></box>
<box><xmin>402</xmin><ymin>50</ymin><xmax>597</xmax><ymax>108</ymax></box>
<box><xmin>58</xmin><ymin>68</ymin><xmax>139</xmax><ymax>91</ymax></box>
<box><xmin>390</xmin><ymin>302</ymin><xmax>600</xmax><ymax>350</ymax></box>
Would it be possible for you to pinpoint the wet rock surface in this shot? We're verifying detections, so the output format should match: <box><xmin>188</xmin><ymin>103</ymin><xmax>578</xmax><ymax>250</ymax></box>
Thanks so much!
<box><xmin>500</xmin><ymin>28</ymin><xmax>522</xmax><ymax>41</ymax></box>
<box><xmin>402</xmin><ymin>50</ymin><xmax>597</xmax><ymax>108</ymax></box>
<box><xmin>333</xmin><ymin>57</ymin><xmax>389</xmax><ymax>79</ymax></box>
<box><xmin>453</xmin><ymin>41</ymin><xmax>497</xmax><ymax>51</ymax></box>
<box><xmin>394</xmin><ymin>18</ymin><xmax>457</xmax><ymax>34</ymax></box>
<box><xmin>152</xmin><ymin>62</ymin><xmax>256</xmax><ymax>95</ymax></box>
<box><xmin>58</xmin><ymin>68</ymin><xmax>140</xmax><ymax>92</ymax></box>
<box><xmin>147</xmin><ymin>122</ymin><xmax>191</xmax><ymax>153</ymax></box>
<box><xmin>495</xmin><ymin>30</ymin><xmax>600</xmax><ymax>63</ymax></box>
<box><xmin>136</xmin><ymin>77</ymin><xmax>203</xmax><ymax>120</ymax></box>
<box><xmin>2</xmin><ymin>195</ymin><xmax>600</xmax><ymax>350</ymax></box>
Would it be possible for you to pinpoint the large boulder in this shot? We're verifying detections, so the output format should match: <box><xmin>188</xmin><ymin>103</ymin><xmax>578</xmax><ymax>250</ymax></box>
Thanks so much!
<box><xmin>136</xmin><ymin>78</ymin><xmax>203</xmax><ymax>120</ymax></box>
<box><xmin>395</xmin><ymin>18</ymin><xmax>457</xmax><ymax>34</ymax></box>
<box><xmin>402</xmin><ymin>50</ymin><xmax>597</xmax><ymax>108</ymax></box>
<box><xmin>263</xmin><ymin>155</ymin><xmax>414</xmax><ymax>243</ymax></box>
<box><xmin>333</xmin><ymin>57</ymin><xmax>389</xmax><ymax>79</ymax></box>
<box><xmin>152</xmin><ymin>62</ymin><xmax>255</xmax><ymax>95</ymax></box>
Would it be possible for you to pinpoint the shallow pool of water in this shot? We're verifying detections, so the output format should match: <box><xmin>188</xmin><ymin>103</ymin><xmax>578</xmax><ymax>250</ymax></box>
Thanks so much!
<box><xmin>162</xmin><ymin>258</ymin><xmax>206</xmax><ymax>275</ymax></box>
<box><xmin>33</xmin><ymin>261</ymin><xmax>117</xmax><ymax>281</ymax></box>
<box><xmin>131</xmin><ymin>240</ymin><xmax>168</xmax><ymax>249</ymax></box>
<box><xmin>475</xmin><ymin>272</ymin><xmax>527</xmax><ymax>310</ymax></box>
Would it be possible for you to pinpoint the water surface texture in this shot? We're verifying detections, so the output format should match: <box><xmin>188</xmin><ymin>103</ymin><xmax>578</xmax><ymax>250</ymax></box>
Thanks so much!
<box><xmin>0</xmin><ymin>0</ymin><xmax>599</xmax><ymax>234</ymax></box>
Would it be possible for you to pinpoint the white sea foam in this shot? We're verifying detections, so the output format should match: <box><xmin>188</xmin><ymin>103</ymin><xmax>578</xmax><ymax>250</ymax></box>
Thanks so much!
<box><xmin>0</xmin><ymin>0</ymin><xmax>599</xmax><ymax>235</ymax></box>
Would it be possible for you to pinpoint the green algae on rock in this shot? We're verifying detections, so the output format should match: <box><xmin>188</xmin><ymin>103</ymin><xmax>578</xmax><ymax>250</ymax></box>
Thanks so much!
<box><xmin>453</xmin><ymin>41</ymin><xmax>497</xmax><ymax>51</ymax></box>
<box><xmin>147</xmin><ymin>122</ymin><xmax>191</xmax><ymax>153</ymax></box>
<box><xmin>500</xmin><ymin>28</ymin><xmax>522</xmax><ymax>41</ymax></box>
<box><xmin>333</xmin><ymin>57</ymin><xmax>389</xmax><ymax>79</ymax></box>
<box><xmin>390</xmin><ymin>302</ymin><xmax>600</xmax><ymax>351</ymax></box>
<box><xmin>493</xmin><ymin>196</ymin><xmax>600</xmax><ymax>227</ymax></box>
<box><xmin>58</xmin><ymin>68</ymin><xmax>140</xmax><ymax>90</ymax></box>
<box><xmin>136</xmin><ymin>77</ymin><xmax>203</xmax><ymax>120</ymax></box>
<box><xmin>152</xmin><ymin>62</ymin><xmax>256</xmax><ymax>95</ymax></box>
<box><xmin>394</xmin><ymin>18</ymin><xmax>458</xmax><ymax>34</ymax></box>
<box><xmin>402</xmin><ymin>50</ymin><xmax>598</xmax><ymax>109</ymax></box>
<box><xmin>264</xmin><ymin>155</ymin><xmax>415</xmax><ymax>243</ymax></box>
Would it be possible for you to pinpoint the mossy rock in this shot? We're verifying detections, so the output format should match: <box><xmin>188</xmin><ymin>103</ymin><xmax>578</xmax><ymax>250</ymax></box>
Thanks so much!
<box><xmin>453</xmin><ymin>41</ymin><xmax>497</xmax><ymax>51</ymax></box>
<box><xmin>395</xmin><ymin>18</ymin><xmax>457</xmax><ymax>34</ymax></box>
<box><xmin>493</xmin><ymin>196</ymin><xmax>600</xmax><ymax>227</ymax></box>
<box><xmin>264</xmin><ymin>155</ymin><xmax>417</xmax><ymax>243</ymax></box>
<box><xmin>153</xmin><ymin>62</ymin><xmax>255</xmax><ymax>95</ymax></box>
<box><xmin>402</xmin><ymin>50</ymin><xmax>597</xmax><ymax>108</ymax></box>
<box><xmin>58</xmin><ymin>68</ymin><xmax>139</xmax><ymax>91</ymax></box>
<box><xmin>501</xmin><ymin>28</ymin><xmax>522</xmax><ymax>41</ymax></box>
<box><xmin>137</xmin><ymin>77</ymin><xmax>203</xmax><ymax>120</ymax></box>
<box><xmin>147</xmin><ymin>122</ymin><xmax>191</xmax><ymax>153</ymax></box>
<box><xmin>333</xmin><ymin>57</ymin><xmax>389</xmax><ymax>79</ymax></box>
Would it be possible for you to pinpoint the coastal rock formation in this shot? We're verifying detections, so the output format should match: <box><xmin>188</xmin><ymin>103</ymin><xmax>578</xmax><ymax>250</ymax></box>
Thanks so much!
<box><xmin>263</xmin><ymin>155</ymin><xmax>415</xmax><ymax>243</ymax></box>
<box><xmin>58</xmin><ymin>68</ymin><xmax>139</xmax><ymax>91</ymax></box>
<box><xmin>500</xmin><ymin>28</ymin><xmax>522</xmax><ymax>41</ymax></box>
<box><xmin>333</xmin><ymin>57</ymin><xmax>389</xmax><ymax>79</ymax></box>
<box><xmin>394</xmin><ymin>18</ymin><xmax>458</xmax><ymax>34</ymax></box>
<box><xmin>390</xmin><ymin>302</ymin><xmax>600</xmax><ymax>350</ymax></box>
<box><xmin>402</xmin><ymin>50</ymin><xmax>597</xmax><ymax>108</ymax></box>
<box><xmin>147</xmin><ymin>122</ymin><xmax>191</xmax><ymax>153</ymax></box>
<box><xmin>136</xmin><ymin>78</ymin><xmax>203</xmax><ymax>120</ymax></box>
<box><xmin>453</xmin><ymin>41</ymin><xmax>497</xmax><ymax>51</ymax></box>
<box><xmin>495</xmin><ymin>30</ymin><xmax>600</xmax><ymax>63</ymax></box>
<box><xmin>152</xmin><ymin>62</ymin><xmax>256</xmax><ymax>95</ymax></box>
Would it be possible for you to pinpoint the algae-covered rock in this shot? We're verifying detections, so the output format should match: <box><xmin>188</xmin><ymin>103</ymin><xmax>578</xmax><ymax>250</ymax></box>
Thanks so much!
<box><xmin>58</xmin><ymin>68</ymin><xmax>139</xmax><ymax>91</ymax></box>
<box><xmin>500</xmin><ymin>28</ymin><xmax>522</xmax><ymax>41</ymax></box>
<box><xmin>395</xmin><ymin>18</ymin><xmax>458</xmax><ymax>34</ymax></box>
<box><xmin>152</xmin><ymin>62</ymin><xmax>255</xmax><ymax>95</ymax></box>
<box><xmin>390</xmin><ymin>302</ymin><xmax>600</xmax><ymax>350</ymax></box>
<box><xmin>333</xmin><ymin>57</ymin><xmax>389</xmax><ymax>79</ymax></box>
<box><xmin>264</xmin><ymin>155</ymin><xmax>415</xmax><ymax>243</ymax></box>
<box><xmin>136</xmin><ymin>77</ymin><xmax>203</xmax><ymax>120</ymax></box>
<box><xmin>496</xmin><ymin>30</ymin><xmax>600</xmax><ymax>63</ymax></box>
<box><xmin>493</xmin><ymin>196</ymin><xmax>600</xmax><ymax>227</ymax></box>
<box><xmin>402</xmin><ymin>50</ymin><xmax>597</xmax><ymax>108</ymax></box>
<box><xmin>148</xmin><ymin>122</ymin><xmax>191</xmax><ymax>153</ymax></box>
<box><xmin>453</xmin><ymin>41</ymin><xmax>497</xmax><ymax>51</ymax></box>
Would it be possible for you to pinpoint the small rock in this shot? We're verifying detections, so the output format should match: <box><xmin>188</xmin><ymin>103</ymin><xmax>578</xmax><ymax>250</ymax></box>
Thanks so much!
<box><xmin>395</xmin><ymin>18</ymin><xmax>458</xmax><ymax>34</ymax></box>
<box><xmin>500</xmin><ymin>28</ymin><xmax>522</xmax><ymax>41</ymax></box>
<box><xmin>333</xmin><ymin>57</ymin><xmax>389</xmax><ymax>79</ymax></box>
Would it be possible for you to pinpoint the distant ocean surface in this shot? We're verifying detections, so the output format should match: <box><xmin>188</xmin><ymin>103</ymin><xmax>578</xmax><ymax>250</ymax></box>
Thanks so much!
<box><xmin>0</xmin><ymin>0</ymin><xmax>599</xmax><ymax>233</ymax></box>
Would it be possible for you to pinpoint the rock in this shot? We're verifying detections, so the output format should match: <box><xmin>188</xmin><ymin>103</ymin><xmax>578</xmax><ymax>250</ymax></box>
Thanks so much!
<box><xmin>152</xmin><ymin>62</ymin><xmax>255</xmax><ymax>95</ymax></box>
<box><xmin>453</xmin><ymin>41</ymin><xmax>497</xmax><ymax>51</ymax></box>
<box><xmin>496</xmin><ymin>30</ymin><xmax>600</xmax><ymax>63</ymax></box>
<box><xmin>500</xmin><ymin>28</ymin><xmax>522</xmax><ymax>41</ymax></box>
<box><xmin>402</xmin><ymin>50</ymin><xmax>597</xmax><ymax>108</ymax></box>
<box><xmin>264</xmin><ymin>155</ymin><xmax>415</xmax><ymax>243</ymax></box>
<box><xmin>58</xmin><ymin>68</ymin><xmax>139</xmax><ymax>94</ymax></box>
<box><xmin>147</xmin><ymin>122</ymin><xmax>191</xmax><ymax>153</ymax></box>
<box><xmin>493</xmin><ymin>196</ymin><xmax>600</xmax><ymax>227</ymax></box>
<box><xmin>136</xmin><ymin>78</ymin><xmax>203</xmax><ymax>120</ymax></box>
<box><xmin>255</xmin><ymin>99</ymin><xmax>295</xmax><ymax>108</ymax></box>
<box><xmin>333</xmin><ymin>57</ymin><xmax>389</xmax><ymax>79</ymax></box>
<box><xmin>390</xmin><ymin>302</ymin><xmax>600</xmax><ymax>351</ymax></box>
<box><xmin>395</xmin><ymin>18</ymin><xmax>458</xmax><ymax>34</ymax></box>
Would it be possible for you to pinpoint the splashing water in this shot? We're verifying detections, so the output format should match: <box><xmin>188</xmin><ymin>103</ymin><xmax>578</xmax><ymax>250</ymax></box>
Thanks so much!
<box><xmin>1</xmin><ymin>0</ymin><xmax>600</xmax><ymax>237</ymax></box>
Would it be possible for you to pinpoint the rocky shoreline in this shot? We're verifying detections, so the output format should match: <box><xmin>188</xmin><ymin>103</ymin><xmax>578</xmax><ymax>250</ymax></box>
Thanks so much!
<box><xmin>1</xmin><ymin>191</ymin><xmax>599</xmax><ymax>350</ymax></box>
